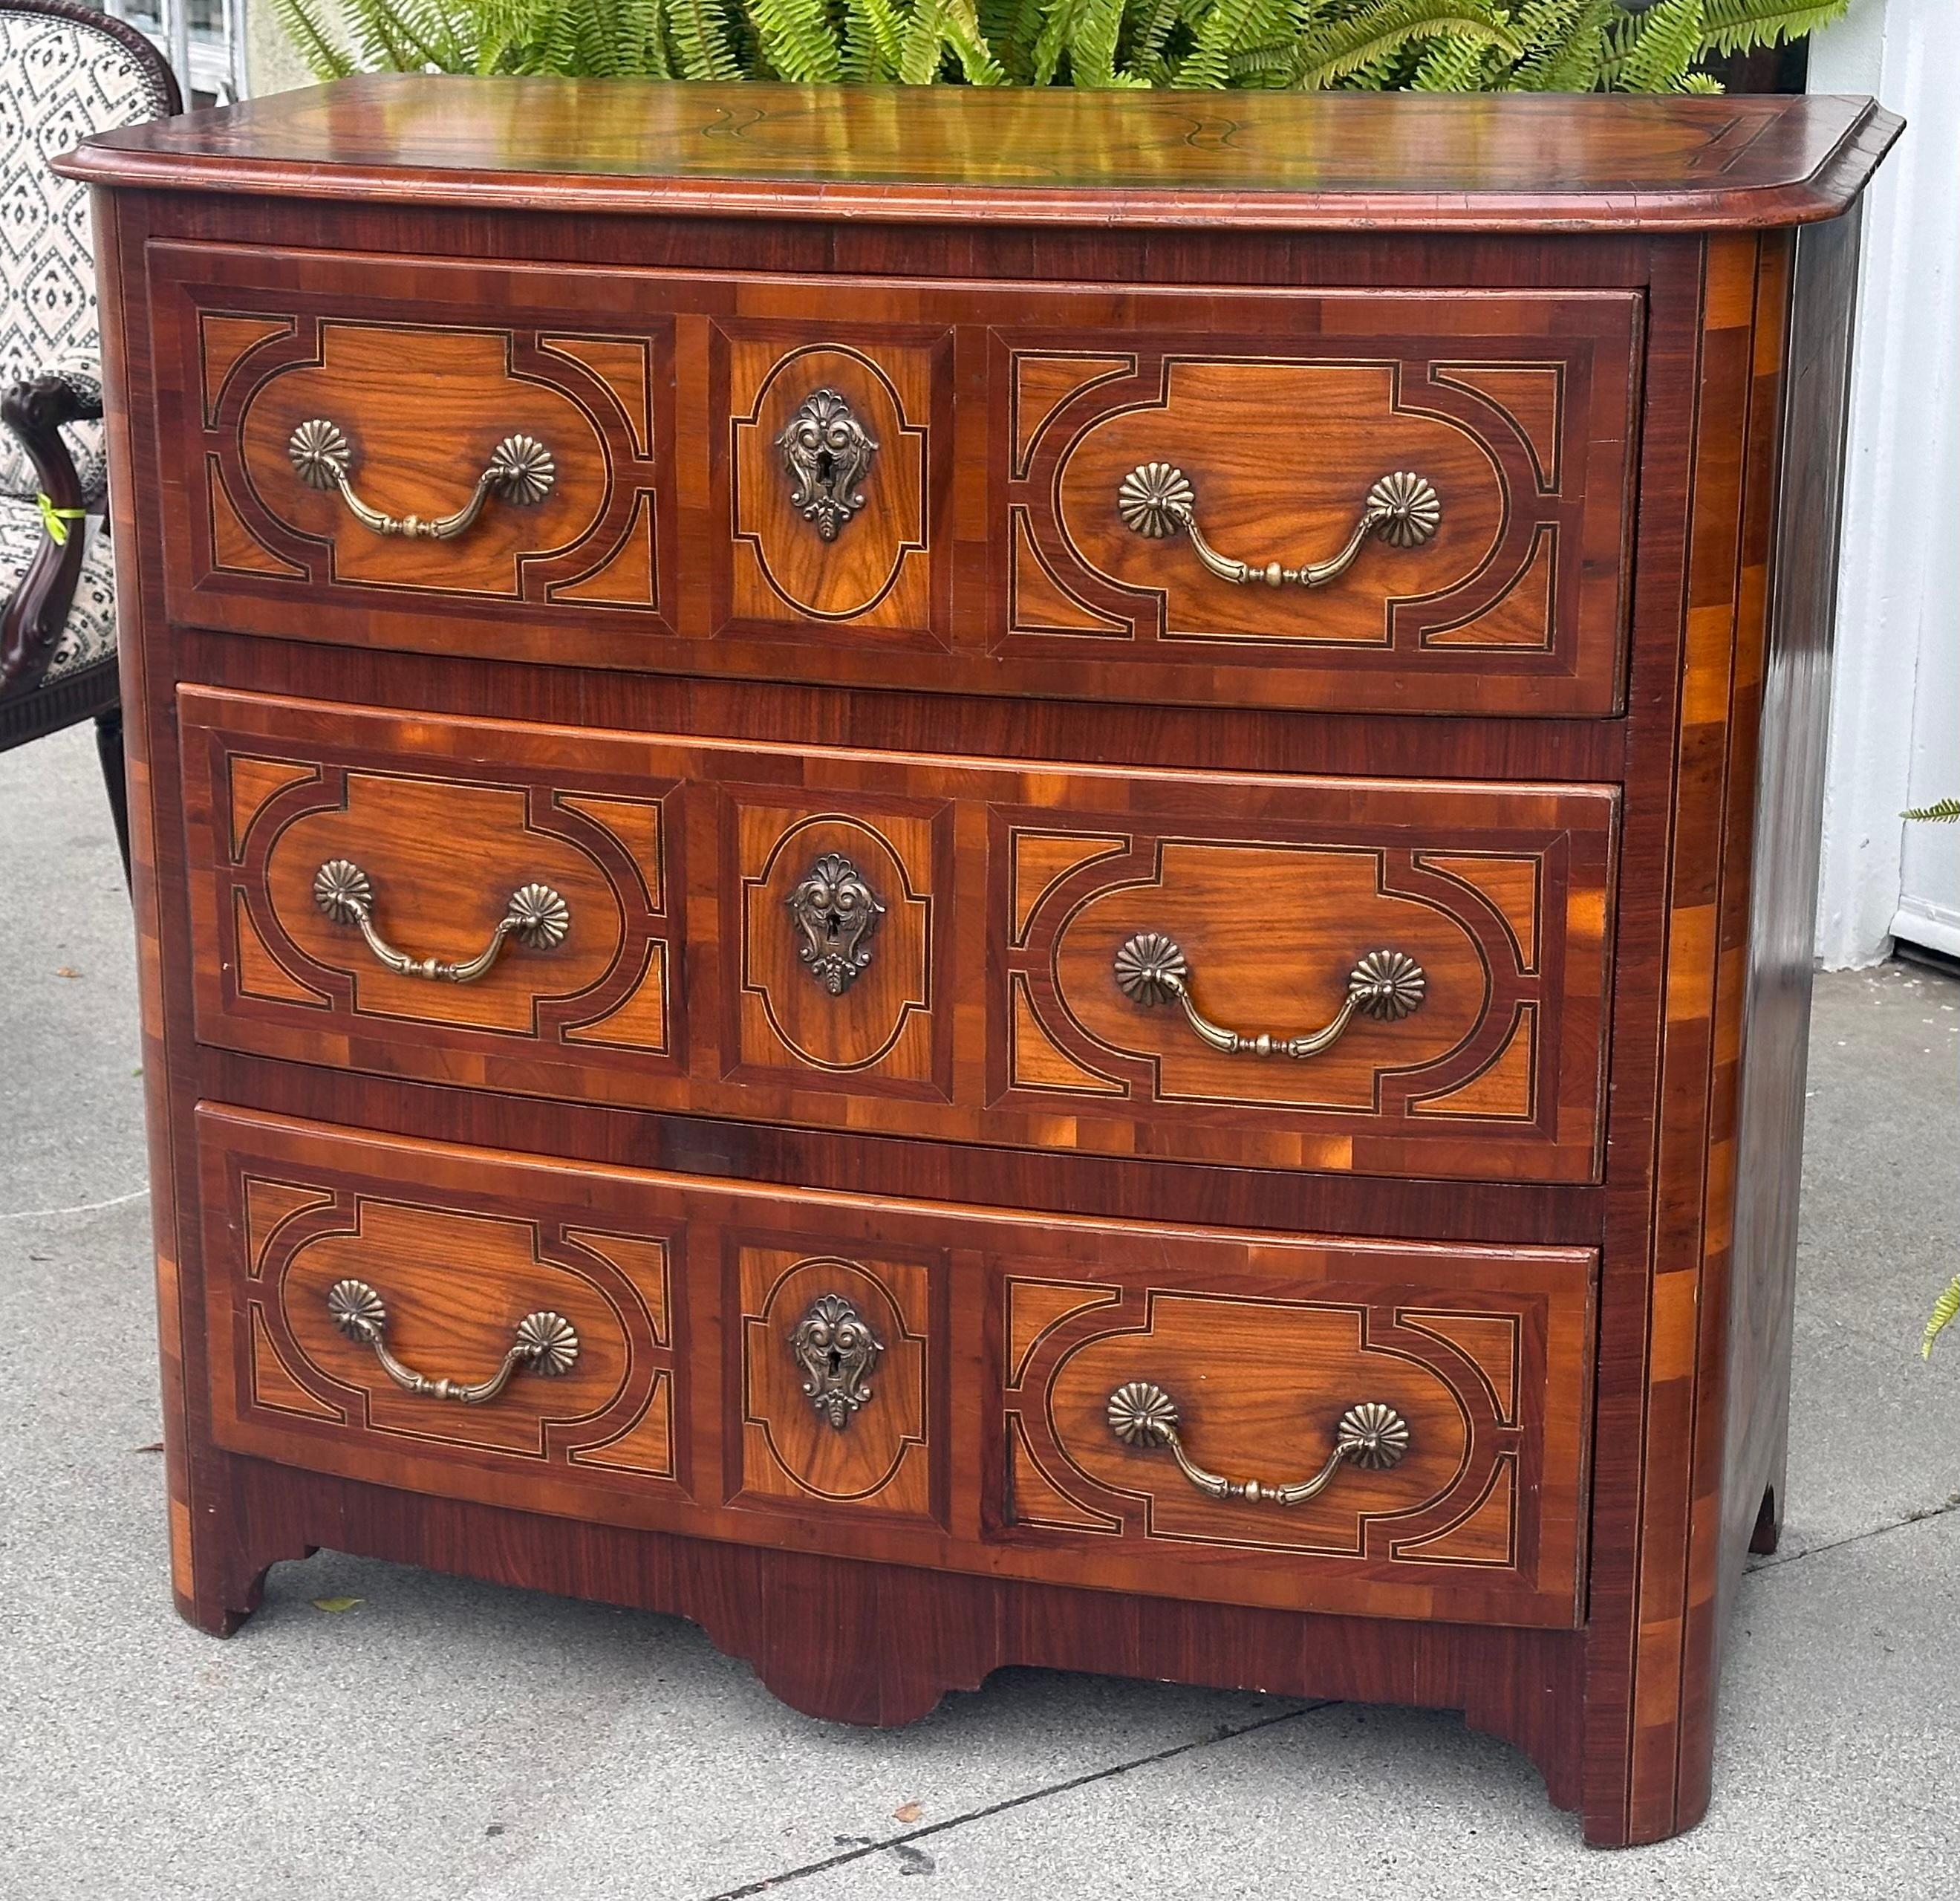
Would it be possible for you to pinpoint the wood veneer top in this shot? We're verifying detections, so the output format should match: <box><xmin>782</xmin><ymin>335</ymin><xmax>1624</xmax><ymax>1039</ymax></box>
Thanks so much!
<box><xmin>59</xmin><ymin>76</ymin><xmax>1898</xmax><ymax>231</ymax></box>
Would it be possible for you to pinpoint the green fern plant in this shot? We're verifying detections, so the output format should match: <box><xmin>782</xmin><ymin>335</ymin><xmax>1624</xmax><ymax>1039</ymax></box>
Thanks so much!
<box><xmin>275</xmin><ymin>0</ymin><xmax>1850</xmax><ymax>91</ymax></box>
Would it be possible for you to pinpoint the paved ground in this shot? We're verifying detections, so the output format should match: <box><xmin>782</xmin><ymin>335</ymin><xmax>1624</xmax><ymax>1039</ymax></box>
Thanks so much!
<box><xmin>1</xmin><ymin>723</ymin><xmax>1955</xmax><ymax>1900</ymax></box>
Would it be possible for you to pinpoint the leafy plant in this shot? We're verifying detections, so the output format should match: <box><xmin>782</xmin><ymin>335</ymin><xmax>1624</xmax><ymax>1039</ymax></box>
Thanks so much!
<box><xmin>275</xmin><ymin>0</ymin><xmax>1850</xmax><ymax>91</ymax></box>
<box><xmin>1901</xmin><ymin>796</ymin><xmax>1959</xmax><ymax>1359</ymax></box>
<box><xmin>1903</xmin><ymin>797</ymin><xmax>1960</xmax><ymax>825</ymax></box>
<box><xmin>1926</xmin><ymin>1278</ymin><xmax>1959</xmax><ymax>1360</ymax></box>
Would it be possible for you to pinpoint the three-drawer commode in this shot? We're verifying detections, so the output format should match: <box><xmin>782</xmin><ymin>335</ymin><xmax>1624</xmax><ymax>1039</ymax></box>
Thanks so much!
<box><xmin>63</xmin><ymin>78</ymin><xmax>1898</xmax><ymax>1845</ymax></box>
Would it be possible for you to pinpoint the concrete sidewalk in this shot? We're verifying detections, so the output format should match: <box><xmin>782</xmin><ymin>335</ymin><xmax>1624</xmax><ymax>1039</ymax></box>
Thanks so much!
<box><xmin>1</xmin><ymin>722</ymin><xmax>1954</xmax><ymax>1900</ymax></box>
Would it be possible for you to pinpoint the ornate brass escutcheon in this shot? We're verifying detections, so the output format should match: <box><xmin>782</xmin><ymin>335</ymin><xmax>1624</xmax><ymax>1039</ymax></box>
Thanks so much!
<box><xmin>787</xmin><ymin>851</ymin><xmax>886</xmax><ymax>995</ymax></box>
<box><xmin>789</xmin><ymin>1293</ymin><xmax>884</xmax><ymax>1430</ymax></box>
<box><xmin>775</xmin><ymin>388</ymin><xmax>878</xmax><ymax>542</ymax></box>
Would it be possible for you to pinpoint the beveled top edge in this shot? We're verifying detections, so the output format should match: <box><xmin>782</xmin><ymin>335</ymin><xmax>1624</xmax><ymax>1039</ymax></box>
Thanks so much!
<box><xmin>54</xmin><ymin>76</ymin><xmax>1901</xmax><ymax>233</ymax></box>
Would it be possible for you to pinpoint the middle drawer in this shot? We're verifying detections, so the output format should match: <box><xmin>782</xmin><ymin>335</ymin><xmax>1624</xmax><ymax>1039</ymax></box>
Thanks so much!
<box><xmin>182</xmin><ymin>686</ymin><xmax>1617</xmax><ymax>1183</ymax></box>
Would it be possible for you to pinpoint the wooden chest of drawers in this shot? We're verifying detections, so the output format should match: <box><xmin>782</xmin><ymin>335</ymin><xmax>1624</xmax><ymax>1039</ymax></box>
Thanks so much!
<box><xmin>63</xmin><ymin>79</ymin><xmax>1898</xmax><ymax>1847</ymax></box>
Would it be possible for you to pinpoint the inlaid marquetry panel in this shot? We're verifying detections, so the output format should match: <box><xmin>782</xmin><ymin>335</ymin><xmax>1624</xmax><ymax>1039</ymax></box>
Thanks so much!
<box><xmin>996</xmin><ymin>291</ymin><xmax>1640</xmax><ymax>715</ymax></box>
<box><xmin>718</xmin><ymin>329</ymin><xmax>950</xmax><ymax>645</ymax></box>
<box><xmin>201</xmin><ymin>1114</ymin><xmax>684</xmax><ymax>1507</ymax></box>
<box><xmin>725</xmin><ymin>792</ymin><xmax>953</xmax><ymax>1100</ymax></box>
<box><xmin>152</xmin><ymin>242</ymin><xmax>677</xmax><ymax>640</ymax></box>
<box><xmin>149</xmin><ymin>253</ymin><xmax>1639</xmax><ymax>716</ymax></box>
<box><xmin>730</xmin><ymin>1245</ymin><xmax>941</xmax><ymax>1527</ymax></box>
<box><xmin>180</xmin><ymin>689</ymin><xmax>685</xmax><ymax>1105</ymax></box>
<box><xmin>993</xmin><ymin>776</ymin><xmax>1618</xmax><ymax>1182</ymax></box>
<box><xmin>997</xmin><ymin>1235</ymin><xmax>1596</xmax><ymax>1625</ymax></box>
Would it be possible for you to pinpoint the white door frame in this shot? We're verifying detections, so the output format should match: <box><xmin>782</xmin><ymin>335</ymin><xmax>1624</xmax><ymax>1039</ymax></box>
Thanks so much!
<box><xmin>1809</xmin><ymin>0</ymin><xmax>1960</xmax><ymax>968</ymax></box>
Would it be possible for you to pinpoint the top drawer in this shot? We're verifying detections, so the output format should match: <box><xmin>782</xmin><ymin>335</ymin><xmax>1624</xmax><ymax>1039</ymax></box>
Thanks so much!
<box><xmin>149</xmin><ymin>244</ymin><xmax>1641</xmax><ymax>718</ymax></box>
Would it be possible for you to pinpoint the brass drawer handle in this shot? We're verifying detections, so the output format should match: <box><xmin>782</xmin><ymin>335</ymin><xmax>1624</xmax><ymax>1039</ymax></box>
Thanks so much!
<box><xmin>1113</xmin><ymin>932</ymin><xmax>1425</xmax><ymax>1059</ymax></box>
<box><xmin>312</xmin><ymin>858</ymin><xmax>570</xmax><ymax>984</ymax></box>
<box><xmin>1108</xmin><ymin>1382</ymin><xmax>1410</xmax><ymax>1505</ymax></box>
<box><xmin>326</xmin><ymin>1278</ymin><xmax>579</xmax><ymax>1403</ymax></box>
<box><xmin>1118</xmin><ymin>462</ymin><xmax>1440</xmax><ymax>588</ymax></box>
<box><xmin>287</xmin><ymin>418</ymin><xmax>555</xmax><ymax>541</ymax></box>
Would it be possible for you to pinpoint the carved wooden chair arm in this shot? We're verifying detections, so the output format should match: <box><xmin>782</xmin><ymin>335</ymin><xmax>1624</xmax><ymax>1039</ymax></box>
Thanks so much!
<box><xmin>1</xmin><ymin>370</ymin><xmax>104</xmax><ymax>698</ymax></box>
<box><xmin>3</xmin><ymin>368</ymin><xmax>105</xmax><ymax>486</ymax></box>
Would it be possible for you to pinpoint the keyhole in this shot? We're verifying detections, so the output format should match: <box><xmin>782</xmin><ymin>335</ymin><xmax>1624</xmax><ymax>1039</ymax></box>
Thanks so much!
<box><xmin>815</xmin><ymin>447</ymin><xmax>836</xmax><ymax>492</ymax></box>
<box><xmin>826</xmin><ymin>911</ymin><xmax>841</xmax><ymax>943</ymax></box>
<box><xmin>826</xmin><ymin>1344</ymin><xmax>844</xmax><ymax>1379</ymax></box>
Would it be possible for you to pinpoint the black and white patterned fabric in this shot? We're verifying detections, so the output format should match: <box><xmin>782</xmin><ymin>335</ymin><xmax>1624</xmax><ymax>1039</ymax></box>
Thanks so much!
<box><xmin>0</xmin><ymin>494</ymin><xmax>117</xmax><ymax>683</ymax></box>
<box><xmin>1</xmin><ymin>5</ymin><xmax>174</xmax><ymax>504</ymax></box>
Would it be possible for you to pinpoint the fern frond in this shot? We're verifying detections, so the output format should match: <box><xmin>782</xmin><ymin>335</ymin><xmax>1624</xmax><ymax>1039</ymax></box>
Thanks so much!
<box><xmin>842</xmin><ymin>0</ymin><xmax>906</xmax><ymax>77</ymax></box>
<box><xmin>1290</xmin><ymin>0</ymin><xmax>1519</xmax><ymax>92</ymax></box>
<box><xmin>1410</xmin><ymin>26</ymin><xmax>1495</xmax><ymax>89</ymax></box>
<box><xmin>991</xmin><ymin>0</ymin><xmax>1048</xmax><ymax>81</ymax></box>
<box><xmin>538</xmin><ymin>0</ymin><xmax>582</xmax><ymax>71</ymax></box>
<box><xmin>279</xmin><ymin>0</ymin><xmax>1846</xmax><ymax>88</ymax></box>
<box><xmin>942</xmin><ymin>0</ymin><xmax>1009</xmax><ymax>79</ymax></box>
<box><xmin>1924</xmin><ymin>1277</ymin><xmax>1960</xmax><ymax>1360</ymax></box>
<box><xmin>897</xmin><ymin>0</ymin><xmax>953</xmax><ymax>80</ymax></box>
<box><xmin>1171</xmin><ymin>0</ymin><xmax>1282</xmax><ymax>89</ymax></box>
<box><xmin>1121</xmin><ymin>0</ymin><xmax>1182</xmax><ymax>73</ymax></box>
<box><xmin>1026</xmin><ymin>0</ymin><xmax>1084</xmax><ymax>80</ymax></box>
<box><xmin>542</xmin><ymin>0</ymin><xmax>669</xmax><ymax>75</ymax></box>
<box><xmin>340</xmin><ymin>0</ymin><xmax>463</xmax><ymax>70</ymax></box>
<box><xmin>274</xmin><ymin>0</ymin><xmax>360</xmax><ymax>78</ymax></box>
<box><xmin>662</xmin><ymin>0</ymin><xmax>745</xmax><ymax>77</ymax></box>
<box><xmin>1071</xmin><ymin>0</ymin><xmax>1152</xmax><ymax>84</ymax></box>
<box><xmin>1610</xmin><ymin>0</ymin><xmax>1704</xmax><ymax>93</ymax></box>
<box><xmin>744</xmin><ymin>0</ymin><xmax>843</xmax><ymax>80</ymax></box>
<box><xmin>1904</xmin><ymin>798</ymin><xmax>1960</xmax><ymax>824</ymax></box>
<box><xmin>1505</xmin><ymin>0</ymin><xmax>1613</xmax><ymax>91</ymax></box>
<box><xmin>1699</xmin><ymin>0</ymin><xmax>1847</xmax><ymax>57</ymax></box>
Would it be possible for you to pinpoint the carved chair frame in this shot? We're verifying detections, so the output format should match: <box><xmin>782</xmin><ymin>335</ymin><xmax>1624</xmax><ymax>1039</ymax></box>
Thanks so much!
<box><xmin>0</xmin><ymin>0</ymin><xmax>179</xmax><ymax>875</ymax></box>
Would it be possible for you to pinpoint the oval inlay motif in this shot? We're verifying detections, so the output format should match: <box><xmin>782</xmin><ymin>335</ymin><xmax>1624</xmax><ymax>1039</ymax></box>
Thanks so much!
<box><xmin>733</xmin><ymin>345</ymin><xmax>924</xmax><ymax>621</ymax></box>
<box><xmin>741</xmin><ymin>815</ymin><xmax>931</xmax><ymax>1073</ymax></box>
<box><xmin>1052</xmin><ymin>842</ymin><xmax>1490</xmax><ymax>1112</ymax></box>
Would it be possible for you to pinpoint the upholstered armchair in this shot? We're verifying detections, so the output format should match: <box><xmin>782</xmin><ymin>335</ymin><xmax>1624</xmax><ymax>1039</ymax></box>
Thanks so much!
<box><xmin>1</xmin><ymin>0</ymin><xmax>177</xmax><ymax>878</ymax></box>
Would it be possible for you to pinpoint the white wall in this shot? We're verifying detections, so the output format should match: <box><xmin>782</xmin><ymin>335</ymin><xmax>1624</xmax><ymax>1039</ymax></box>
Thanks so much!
<box><xmin>1809</xmin><ymin>0</ymin><xmax>1960</xmax><ymax>968</ymax></box>
<box><xmin>247</xmin><ymin>0</ymin><xmax>332</xmax><ymax>95</ymax></box>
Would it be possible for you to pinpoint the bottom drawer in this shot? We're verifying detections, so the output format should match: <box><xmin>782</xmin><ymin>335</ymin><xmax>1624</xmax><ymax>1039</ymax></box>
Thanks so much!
<box><xmin>196</xmin><ymin>1105</ymin><xmax>1595</xmax><ymax>1628</ymax></box>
